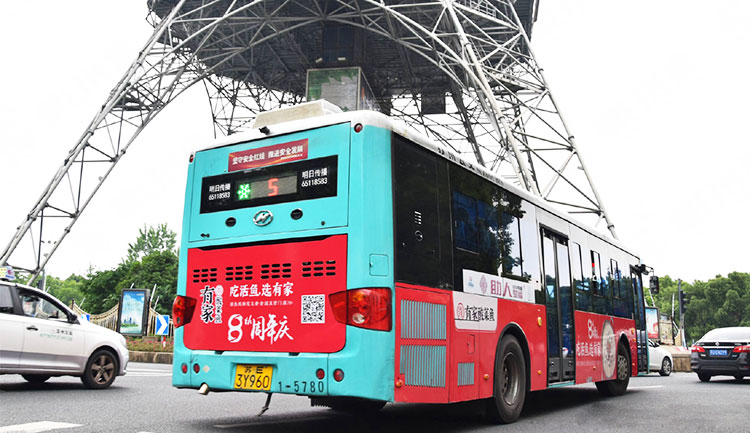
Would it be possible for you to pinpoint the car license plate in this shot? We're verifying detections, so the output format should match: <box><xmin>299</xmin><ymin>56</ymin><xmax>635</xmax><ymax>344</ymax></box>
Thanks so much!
<box><xmin>234</xmin><ymin>364</ymin><xmax>273</xmax><ymax>391</ymax></box>
<box><xmin>709</xmin><ymin>349</ymin><xmax>728</xmax><ymax>357</ymax></box>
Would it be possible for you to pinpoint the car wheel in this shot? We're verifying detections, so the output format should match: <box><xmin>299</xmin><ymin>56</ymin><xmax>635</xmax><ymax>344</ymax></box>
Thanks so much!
<box><xmin>22</xmin><ymin>374</ymin><xmax>51</xmax><ymax>384</ymax></box>
<box><xmin>659</xmin><ymin>357</ymin><xmax>672</xmax><ymax>376</ymax></box>
<box><xmin>81</xmin><ymin>349</ymin><xmax>118</xmax><ymax>389</ymax></box>
<box><xmin>485</xmin><ymin>335</ymin><xmax>526</xmax><ymax>424</ymax></box>
<box><xmin>596</xmin><ymin>343</ymin><xmax>630</xmax><ymax>396</ymax></box>
<box><xmin>697</xmin><ymin>373</ymin><xmax>711</xmax><ymax>382</ymax></box>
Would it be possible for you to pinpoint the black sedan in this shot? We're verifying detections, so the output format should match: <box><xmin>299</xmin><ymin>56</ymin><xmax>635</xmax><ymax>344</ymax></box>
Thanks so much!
<box><xmin>690</xmin><ymin>327</ymin><xmax>750</xmax><ymax>382</ymax></box>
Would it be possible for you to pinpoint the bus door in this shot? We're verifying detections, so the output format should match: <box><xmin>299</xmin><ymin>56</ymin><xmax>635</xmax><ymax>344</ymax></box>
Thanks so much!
<box><xmin>541</xmin><ymin>228</ymin><xmax>576</xmax><ymax>383</ymax></box>
<box><xmin>630</xmin><ymin>266</ymin><xmax>648</xmax><ymax>372</ymax></box>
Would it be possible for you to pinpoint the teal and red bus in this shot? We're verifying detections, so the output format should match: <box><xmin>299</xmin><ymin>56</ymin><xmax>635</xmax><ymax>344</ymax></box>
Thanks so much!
<box><xmin>172</xmin><ymin>103</ymin><xmax>649</xmax><ymax>423</ymax></box>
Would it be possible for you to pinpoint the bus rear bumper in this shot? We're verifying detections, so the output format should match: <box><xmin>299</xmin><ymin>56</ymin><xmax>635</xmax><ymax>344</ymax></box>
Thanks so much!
<box><xmin>172</xmin><ymin>328</ymin><xmax>394</xmax><ymax>402</ymax></box>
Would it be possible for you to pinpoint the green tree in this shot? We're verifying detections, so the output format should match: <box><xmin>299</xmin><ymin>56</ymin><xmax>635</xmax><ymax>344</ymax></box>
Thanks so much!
<box><xmin>45</xmin><ymin>274</ymin><xmax>85</xmax><ymax>307</ymax></box>
<box><xmin>126</xmin><ymin>223</ymin><xmax>176</xmax><ymax>263</ymax></box>
<box><xmin>79</xmin><ymin>224</ymin><xmax>179</xmax><ymax>315</ymax></box>
<box><xmin>681</xmin><ymin>272</ymin><xmax>750</xmax><ymax>342</ymax></box>
<box><xmin>652</xmin><ymin>272</ymin><xmax>750</xmax><ymax>343</ymax></box>
<box><xmin>80</xmin><ymin>263</ymin><xmax>134</xmax><ymax>314</ymax></box>
<box><xmin>121</xmin><ymin>250</ymin><xmax>178</xmax><ymax>314</ymax></box>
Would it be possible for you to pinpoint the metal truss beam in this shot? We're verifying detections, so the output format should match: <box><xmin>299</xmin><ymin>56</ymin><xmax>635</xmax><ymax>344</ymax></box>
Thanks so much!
<box><xmin>2</xmin><ymin>0</ymin><xmax>617</xmax><ymax>282</ymax></box>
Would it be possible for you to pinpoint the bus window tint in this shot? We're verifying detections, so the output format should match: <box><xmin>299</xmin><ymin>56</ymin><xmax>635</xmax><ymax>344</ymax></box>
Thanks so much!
<box><xmin>611</xmin><ymin>259</ymin><xmax>629</xmax><ymax>317</ymax></box>
<box><xmin>590</xmin><ymin>251</ymin><xmax>600</xmax><ymax>294</ymax></box>
<box><xmin>450</xmin><ymin>165</ymin><xmax>502</xmax><ymax>287</ymax></box>
<box><xmin>500</xmin><ymin>192</ymin><xmax>524</xmax><ymax>279</ymax></box>
<box><xmin>393</xmin><ymin>137</ymin><xmax>451</xmax><ymax>289</ymax></box>
<box><xmin>453</xmin><ymin>192</ymin><xmax>478</xmax><ymax>252</ymax></box>
<box><xmin>501</xmin><ymin>212</ymin><xmax>522</xmax><ymax>277</ymax></box>
<box><xmin>571</xmin><ymin>242</ymin><xmax>590</xmax><ymax>311</ymax></box>
<box><xmin>477</xmin><ymin>201</ymin><xmax>500</xmax><ymax>256</ymax></box>
<box><xmin>519</xmin><ymin>200</ymin><xmax>540</xmax><ymax>284</ymax></box>
<box><xmin>591</xmin><ymin>250</ymin><xmax>608</xmax><ymax>314</ymax></box>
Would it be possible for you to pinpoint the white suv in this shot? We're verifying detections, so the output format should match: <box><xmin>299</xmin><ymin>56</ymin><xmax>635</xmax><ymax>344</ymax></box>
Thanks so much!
<box><xmin>0</xmin><ymin>279</ymin><xmax>129</xmax><ymax>388</ymax></box>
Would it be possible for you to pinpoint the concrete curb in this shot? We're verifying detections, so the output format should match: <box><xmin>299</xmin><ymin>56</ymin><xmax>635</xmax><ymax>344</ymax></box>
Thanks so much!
<box><xmin>662</xmin><ymin>346</ymin><xmax>692</xmax><ymax>372</ymax></box>
<box><xmin>129</xmin><ymin>351</ymin><xmax>173</xmax><ymax>364</ymax></box>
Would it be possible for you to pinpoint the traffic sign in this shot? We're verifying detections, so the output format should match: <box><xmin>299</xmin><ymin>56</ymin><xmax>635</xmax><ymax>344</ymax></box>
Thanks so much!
<box><xmin>155</xmin><ymin>315</ymin><xmax>170</xmax><ymax>335</ymax></box>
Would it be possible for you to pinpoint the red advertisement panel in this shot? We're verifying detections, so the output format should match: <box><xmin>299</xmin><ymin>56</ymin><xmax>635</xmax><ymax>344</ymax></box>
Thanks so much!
<box><xmin>183</xmin><ymin>235</ymin><xmax>346</xmax><ymax>353</ymax></box>
<box><xmin>574</xmin><ymin>311</ymin><xmax>636</xmax><ymax>384</ymax></box>
<box><xmin>228</xmin><ymin>139</ymin><xmax>308</xmax><ymax>171</ymax></box>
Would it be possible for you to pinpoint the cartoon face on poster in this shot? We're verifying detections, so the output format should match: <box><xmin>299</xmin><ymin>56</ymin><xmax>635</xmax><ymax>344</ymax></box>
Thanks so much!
<box><xmin>118</xmin><ymin>289</ymin><xmax>149</xmax><ymax>336</ymax></box>
<box><xmin>601</xmin><ymin>320</ymin><xmax>617</xmax><ymax>379</ymax></box>
<box><xmin>576</xmin><ymin>316</ymin><xmax>619</xmax><ymax>380</ymax></box>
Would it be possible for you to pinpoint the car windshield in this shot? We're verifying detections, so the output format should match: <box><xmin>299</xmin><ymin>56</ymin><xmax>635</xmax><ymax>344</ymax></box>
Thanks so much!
<box><xmin>700</xmin><ymin>327</ymin><xmax>750</xmax><ymax>341</ymax></box>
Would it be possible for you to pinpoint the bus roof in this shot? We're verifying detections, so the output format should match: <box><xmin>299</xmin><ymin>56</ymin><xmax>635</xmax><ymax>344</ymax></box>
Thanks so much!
<box><xmin>199</xmin><ymin>108</ymin><xmax>639</xmax><ymax>260</ymax></box>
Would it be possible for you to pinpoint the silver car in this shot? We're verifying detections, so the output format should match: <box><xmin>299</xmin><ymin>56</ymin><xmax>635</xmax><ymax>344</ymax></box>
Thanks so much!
<box><xmin>0</xmin><ymin>281</ymin><xmax>129</xmax><ymax>388</ymax></box>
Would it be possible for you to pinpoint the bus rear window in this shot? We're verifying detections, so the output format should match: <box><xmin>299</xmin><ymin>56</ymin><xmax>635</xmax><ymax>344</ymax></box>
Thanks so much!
<box><xmin>199</xmin><ymin>156</ymin><xmax>338</xmax><ymax>213</ymax></box>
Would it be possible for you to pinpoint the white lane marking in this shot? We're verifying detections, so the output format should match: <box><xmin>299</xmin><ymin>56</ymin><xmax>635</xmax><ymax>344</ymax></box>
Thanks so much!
<box><xmin>629</xmin><ymin>385</ymin><xmax>664</xmax><ymax>390</ymax></box>
<box><xmin>128</xmin><ymin>368</ymin><xmax>170</xmax><ymax>372</ymax></box>
<box><xmin>0</xmin><ymin>421</ymin><xmax>81</xmax><ymax>433</ymax></box>
<box><xmin>125</xmin><ymin>367</ymin><xmax>172</xmax><ymax>377</ymax></box>
<box><xmin>125</xmin><ymin>371</ymin><xmax>172</xmax><ymax>377</ymax></box>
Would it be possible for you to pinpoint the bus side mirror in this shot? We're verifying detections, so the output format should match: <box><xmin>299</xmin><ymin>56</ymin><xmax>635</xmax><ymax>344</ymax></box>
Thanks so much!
<box><xmin>649</xmin><ymin>276</ymin><xmax>660</xmax><ymax>294</ymax></box>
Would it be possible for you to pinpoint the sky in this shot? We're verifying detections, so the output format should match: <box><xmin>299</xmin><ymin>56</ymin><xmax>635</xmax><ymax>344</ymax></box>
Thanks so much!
<box><xmin>0</xmin><ymin>1</ymin><xmax>748</xmax><ymax>284</ymax></box>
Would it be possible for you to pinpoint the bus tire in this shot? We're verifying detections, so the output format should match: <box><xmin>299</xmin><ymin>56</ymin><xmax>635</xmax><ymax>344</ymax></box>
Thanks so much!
<box><xmin>485</xmin><ymin>335</ymin><xmax>526</xmax><ymax>424</ymax></box>
<box><xmin>595</xmin><ymin>343</ymin><xmax>630</xmax><ymax>396</ymax></box>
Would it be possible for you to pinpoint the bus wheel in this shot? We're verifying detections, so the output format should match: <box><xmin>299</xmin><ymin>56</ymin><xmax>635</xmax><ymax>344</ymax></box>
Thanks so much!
<box><xmin>486</xmin><ymin>335</ymin><xmax>526</xmax><ymax>424</ymax></box>
<box><xmin>595</xmin><ymin>343</ymin><xmax>630</xmax><ymax>396</ymax></box>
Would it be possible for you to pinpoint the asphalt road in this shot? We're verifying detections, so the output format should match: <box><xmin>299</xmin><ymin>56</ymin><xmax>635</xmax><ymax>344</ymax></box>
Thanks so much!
<box><xmin>1</xmin><ymin>363</ymin><xmax>748</xmax><ymax>433</ymax></box>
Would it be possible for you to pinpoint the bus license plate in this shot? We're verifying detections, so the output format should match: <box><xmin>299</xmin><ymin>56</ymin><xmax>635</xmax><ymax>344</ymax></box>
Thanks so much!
<box><xmin>709</xmin><ymin>349</ymin><xmax>728</xmax><ymax>357</ymax></box>
<box><xmin>234</xmin><ymin>364</ymin><xmax>273</xmax><ymax>391</ymax></box>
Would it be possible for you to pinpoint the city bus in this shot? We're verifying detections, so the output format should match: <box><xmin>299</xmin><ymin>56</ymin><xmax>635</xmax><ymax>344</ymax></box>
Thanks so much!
<box><xmin>171</xmin><ymin>101</ymin><xmax>649</xmax><ymax>423</ymax></box>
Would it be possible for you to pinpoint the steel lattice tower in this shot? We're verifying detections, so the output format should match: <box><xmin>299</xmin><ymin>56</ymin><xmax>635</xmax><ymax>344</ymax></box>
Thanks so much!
<box><xmin>1</xmin><ymin>0</ymin><xmax>617</xmax><ymax>282</ymax></box>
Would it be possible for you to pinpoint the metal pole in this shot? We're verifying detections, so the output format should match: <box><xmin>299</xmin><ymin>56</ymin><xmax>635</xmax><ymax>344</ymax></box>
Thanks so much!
<box><xmin>678</xmin><ymin>279</ymin><xmax>686</xmax><ymax>347</ymax></box>
<box><xmin>671</xmin><ymin>292</ymin><xmax>675</xmax><ymax>321</ymax></box>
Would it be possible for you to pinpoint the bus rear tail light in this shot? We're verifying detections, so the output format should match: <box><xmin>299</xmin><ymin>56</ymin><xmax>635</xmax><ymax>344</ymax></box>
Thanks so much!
<box><xmin>690</xmin><ymin>345</ymin><xmax>705</xmax><ymax>353</ymax></box>
<box><xmin>333</xmin><ymin>369</ymin><xmax>345</xmax><ymax>382</ymax></box>
<box><xmin>173</xmin><ymin>295</ymin><xmax>197</xmax><ymax>328</ymax></box>
<box><xmin>733</xmin><ymin>345</ymin><xmax>750</xmax><ymax>353</ymax></box>
<box><xmin>329</xmin><ymin>288</ymin><xmax>391</xmax><ymax>331</ymax></box>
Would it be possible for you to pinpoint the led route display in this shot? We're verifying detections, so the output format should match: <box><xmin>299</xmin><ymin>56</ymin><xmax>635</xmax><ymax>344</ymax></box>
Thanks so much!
<box><xmin>200</xmin><ymin>156</ymin><xmax>337</xmax><ymax>213</ymax></box>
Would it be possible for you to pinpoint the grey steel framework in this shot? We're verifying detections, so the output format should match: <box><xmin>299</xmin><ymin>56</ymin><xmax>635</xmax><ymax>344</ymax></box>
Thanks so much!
<box><xmin>1</xmin><ymin>0</ymin><xmax>617</xmax><ymax>282</ymax></box>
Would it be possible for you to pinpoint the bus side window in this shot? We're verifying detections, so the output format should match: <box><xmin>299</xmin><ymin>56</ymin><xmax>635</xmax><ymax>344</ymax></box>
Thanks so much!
<box><xmin>590</xmin><ymin>250</ymin><xmax>600</xmax><ymax>294</ymax></box>
<box><xmin>453</xmin><ymin>191</ymin><xmax>479</xmax><ymax>253</ymax></box>
<box><xmin>393</xmin><ymin>137</ymin><xmax>445</xmax><ymax>288</ymax></box>
<box><xmin>611</xmin><ymin>259</ymin><xmax>630</xmax><ymax>318</ymax></box>
<box><xmin>450</xmin><ymin>164</ymin><xmax>502</xmax><ymax>288</ymax></box>
<box><xmin>519</xmin><ymin>200</ymin><xmax>540</xmax><ymax>285</ymax></box>
<box><xmin>501</xmin><ymin>211</ymin><xmax>522</xmax><ymax>277</ymax></box>
<box><xmin>591</xmin><ymin>250</ymin><xmax>607</xmax><ymax>314</ymax></box>
<box><xmin>571</xmin><ymin>242</ymin><xmax>590</xmax><ymax>311</ymax></box>
<box><xmin>500</xmin><ymin>191</ymin><xmax>528</xmax><ymax>281</ymax></box>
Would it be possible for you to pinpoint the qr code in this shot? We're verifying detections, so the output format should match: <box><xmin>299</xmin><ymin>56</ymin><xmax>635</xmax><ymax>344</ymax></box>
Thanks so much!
<box><xmin>301</xmin><ymin>295</ymin><xmax>325</xmax><ymax>324</ymax></box>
